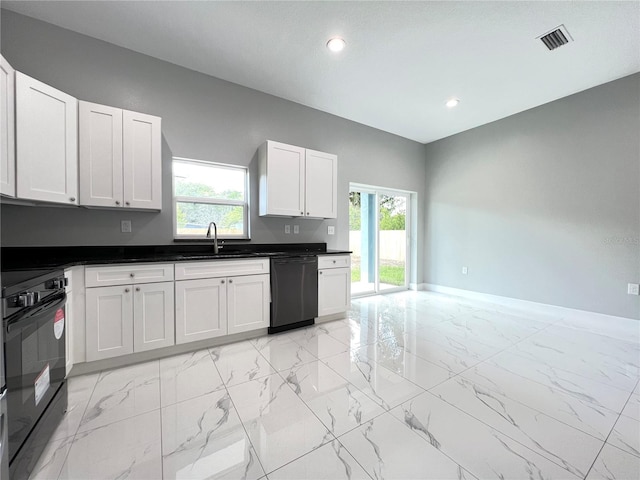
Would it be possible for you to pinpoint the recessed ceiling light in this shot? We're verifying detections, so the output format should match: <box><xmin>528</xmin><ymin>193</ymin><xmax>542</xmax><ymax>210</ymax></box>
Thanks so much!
<box><xmin>326</xmin><ymin>37</ymin><xmax>346</xmax><ymax>53</ymax></box>
<box><xmin>446</xmin><ymin>98</ymin><xmax>460</xmax><ymax>108</ymax></box>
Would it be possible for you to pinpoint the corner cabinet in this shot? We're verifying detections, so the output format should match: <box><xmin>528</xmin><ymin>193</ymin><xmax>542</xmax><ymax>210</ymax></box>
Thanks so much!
<box><xmin>258</xmin><ymin>140</ymin><xmax>337</xmax><ymax>218</ymax></box>
<box><xmin>174</xmin><ymin>259</ymin><xmax>270</xmax><ymax>344</ymax></box>
<box><xmin>85</xmin><ymin>264</ymin><xmax>175</xmax><ymax>361</ymax></box>
<box><xmin>79</xmin><ymin>101</ymin><xmax>162</xmax><ymax>210</ymax></box>
<box><xmin>318</xmin><ymin>255</ymin><xmax>351</xmax><ymax>317</ymax></box>
<box><xmin>1</xmin><ymin>55</ymin><xmax>16</xmax><ymax>197</ymax></box>
<box><xmin>16</xmin><ymin>72</ymin><xmax>78</xmax><ymax>205</ymax></box>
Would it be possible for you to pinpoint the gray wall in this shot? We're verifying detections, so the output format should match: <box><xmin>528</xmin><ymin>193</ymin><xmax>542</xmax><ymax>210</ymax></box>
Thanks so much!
<box><xmin>424</xmin><ymin>73</ymin><xmax>640</xmax><ymax>319</ymax></box>
<box><xmin>4</xmin><ymin>10</ymin><xmax>637</xmax><ymax>319</ymax></box>
<box><xmin>0</xmin><ymin>9</ymin><xmax>426</xmax><ymax>286</ymax></box>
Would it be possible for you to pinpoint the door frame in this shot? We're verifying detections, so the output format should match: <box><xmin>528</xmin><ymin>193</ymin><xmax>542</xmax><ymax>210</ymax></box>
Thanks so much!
<box><xmin>349</xmin><ymin>183</ymin><xmax>413</xmax><ymax>297</ymax></box>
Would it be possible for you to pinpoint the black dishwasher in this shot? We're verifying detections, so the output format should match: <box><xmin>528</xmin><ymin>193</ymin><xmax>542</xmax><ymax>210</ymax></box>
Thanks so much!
<box><xmin>269</xmin><ymin>255</ymin><xmax>318</xmax><ymax>334</ymax></box>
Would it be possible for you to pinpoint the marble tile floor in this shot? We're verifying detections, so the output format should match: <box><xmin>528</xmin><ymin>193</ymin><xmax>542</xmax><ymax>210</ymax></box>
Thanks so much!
<box><xmin>29</xmin><ymin>291</ymin><xmax>640</xmax><ymax>480</ymax></box>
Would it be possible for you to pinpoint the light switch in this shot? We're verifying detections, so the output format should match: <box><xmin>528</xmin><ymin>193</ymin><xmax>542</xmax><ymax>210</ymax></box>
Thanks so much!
<box><xmin>328</xmin><ymin>226</ymin><xmax>335</xmax><ymax>235</ymax></box>
<box><xmin>284</xmin><ymin>225</ymin><xmax>291</xmax><ymax>234</ymax></box>
<box><xmin>293</xmin><ymin>225</ymin><xmax>300</xmax><ymax>234</ymax></box>
<box><xmin>121</xmin><ymin>220</ymin><xmax>132</xmax><ymax>233</ymax></box>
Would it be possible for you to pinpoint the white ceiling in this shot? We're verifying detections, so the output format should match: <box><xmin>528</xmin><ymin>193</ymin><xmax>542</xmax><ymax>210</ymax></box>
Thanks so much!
<box><xmin>3</xmin><ymin>1</ymin><xmax>639</xmax><ymax>143</ymax></box>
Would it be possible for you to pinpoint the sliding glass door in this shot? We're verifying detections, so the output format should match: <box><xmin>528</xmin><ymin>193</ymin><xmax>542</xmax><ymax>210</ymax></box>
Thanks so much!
<box><xmin>349</xmin><ymin>185</ymin><xmax>409</xmax><ymax>296</ymax></box>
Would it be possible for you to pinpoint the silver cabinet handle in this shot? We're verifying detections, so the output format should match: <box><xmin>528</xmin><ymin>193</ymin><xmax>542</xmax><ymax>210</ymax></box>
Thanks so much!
<box><xmin>221</xmin><ymin>279</ymin><xmax>225</xmax><ymax>284</ymax></box>
<box><xmin>135</xmin><ymin>287</ymin><xmax>140</xmax><ymax>292</ymax></box>
<box><xmin>130</xmin><ymin>273</ymin><xmax>135</xmax><ymax>278</ymax></box>
<box><xmin>124</xmin><ymin>288</ymin><xmax>130</xmax><ymax>293</ymax></box>
<box><xmin>300</xmin><ymin>211</ymin><xmax>303</xmax><ymax>215</ymax></box>
<box><xmin>70</xmin><ymin>197</ymin><xmax>75</xmax><ymax>202</ymax></box>
<box><xmin>125</xmin><ymin>201</ymin><xmax>130</xmax><ymax>206</ymax></box>
<box><xmin>229</xmin><ymin>279</ymin><xmax>233</xmax><ymax>284</ymax></box>
<box><xmin>307</xmin><ymin>212</ymin><xmax>309</xmax><ymax>215</ymax></box>
<box><xmin>319</xmin><ymin>271</ymin><xmax>323</xmax><ymax>275</ymax></box>
<box><xmin>115</xmin><ymin>200</ymin><xmax>120</xmax><ymax>205</ymax></box>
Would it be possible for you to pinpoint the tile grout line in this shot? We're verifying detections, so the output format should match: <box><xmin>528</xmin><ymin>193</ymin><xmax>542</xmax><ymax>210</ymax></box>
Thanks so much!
<box><xmin>367</xmin><ymin>309</ymin><xmax>591</xmax><ymax>478</ymax></box>
<box><xmin>47</xmin><ymin>371</ymin><xmax>102</xmax><ymax>480</ymax></box>
<box><xmin>582</xmin><ymin>376</ymin><xmax>640</xmax><ymax>479</ymax></box>
<box><xmin>206</xmin><ymin>345</ymin><xmax>270</xmax><ymax>479</ymax></box>
<box><xmin>349</xmin><ymin>294</ymin><xmax>587</xmax><ymax>478</ymax></box>
<box><xmin>156</xmin><ymin>360</ymin><xmax>164</xmax><ymax>480</ymax></box>
<box><xmin>365</xmin><ymin>301</ymin><xmax>618</xmax><ymax>478</ymax></box>
<box><xmin>451</xmin><ymin>321</ymin><xmax>627</xmax><ymax>442</ymax></box>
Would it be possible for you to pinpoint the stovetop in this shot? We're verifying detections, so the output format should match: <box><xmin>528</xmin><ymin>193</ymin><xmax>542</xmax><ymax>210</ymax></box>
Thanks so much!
<box><xmin>1</xmin><ymin>268</ymin><xmax>65</xmax><ymax>298</ymax></box>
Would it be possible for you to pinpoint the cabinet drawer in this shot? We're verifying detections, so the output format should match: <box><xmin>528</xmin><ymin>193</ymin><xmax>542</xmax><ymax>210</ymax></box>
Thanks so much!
<box><xmin>175</xmin><ymin>259</ymin><xmax>269</xmax><ymax>281</ymax></box>
<box><xmin>318</xmin><ymin>255</ymin><xmax>351</xmax><ymax>269</ymax></box>
<box><xmin>85</xmin><ymin>263</ymin><xmax>174</xmax><ymax>287</ymax></box>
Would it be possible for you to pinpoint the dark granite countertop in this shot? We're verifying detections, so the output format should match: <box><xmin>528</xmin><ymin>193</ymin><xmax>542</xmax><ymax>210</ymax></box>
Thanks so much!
<box><xmin>0</xmin><ymin>243</ymin><xmax>352</xmax><ymax>271</ymax></box>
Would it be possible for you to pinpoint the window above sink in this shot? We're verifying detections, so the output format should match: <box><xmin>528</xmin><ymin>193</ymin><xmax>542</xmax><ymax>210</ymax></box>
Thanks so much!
<box><xmin>172</xmin><ymin>157</ymin><xmax>250</xmax><ymax>240</ymax></box>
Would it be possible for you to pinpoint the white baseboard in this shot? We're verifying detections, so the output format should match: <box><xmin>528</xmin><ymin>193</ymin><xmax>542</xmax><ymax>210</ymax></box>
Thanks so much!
<box><xmin>423</xmin><ymin>283</ymin><xmax>638</xmax><ymax>324</ymax></box>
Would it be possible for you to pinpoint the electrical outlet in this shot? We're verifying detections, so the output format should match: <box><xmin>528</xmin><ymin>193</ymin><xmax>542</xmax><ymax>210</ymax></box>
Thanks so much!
<box><xmin>462</xmin><ymin>266</ymin><xmax>468</xmax><ymax>275</ymax></box>
<box><xmin>328</xmin><ymin>226</ymin><xmax>335</xmax><ymax>235</ymax></box>
<box><xmin>121</xmin><ymin>220</ymin><xmax>132</xmax><ymax>233</ymax></box>
<box><xmin>284</xmin><ymin>225</ymin><xmax>291</xmax><ymax>234</ymax></box>
<box><xmin>628</xmin><ymin>283</ymin><xmax>640</xmax><ymax>295</ymax></box>
<box><xmin>293</xmin><ymin>225</ymin><xmax>300</xmax><ymax>234</ymax></box>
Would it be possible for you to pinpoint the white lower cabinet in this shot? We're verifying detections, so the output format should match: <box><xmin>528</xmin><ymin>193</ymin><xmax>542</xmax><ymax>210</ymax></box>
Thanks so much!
<box><xmin>85</xmin><ymin>281</ymin><xmax>174</xmax><ymax>361</ymax></box>
<box><xmin>133</xmin><ymin>282</ymin><xmax>175</xmax><ymax>352</ymax></box>
<box><xmin>227</xmin><ymin>274</ymin><xmax>270</xmax><ymax>335</ymax></box>
<box><xmin>175</xmin><ymin>271</ymin><xmax>270</xmax><ymax>345</ymax></box>
<box><xmin>82</xmin><ymin>259</ymin><xmax>269</xmax><ymax>363</ymax></box>
<box><xmin>175</xmin><ymin>277</ymin><xmax>228</xmax><ymax>344</ymax></box>
<box><xmin>64</xmin><ymin>266</ymin><xmax>86</xmax><ymax>375</ymax></box>
<box><xmin>318</xmin><ymin>255</ymin><xmax>351</xmax><ymax>317</ymax></box>
<box><xmin>86</xmin><ymin>285</ymin><xmax>133</xmax><ymax>361</ymax></box>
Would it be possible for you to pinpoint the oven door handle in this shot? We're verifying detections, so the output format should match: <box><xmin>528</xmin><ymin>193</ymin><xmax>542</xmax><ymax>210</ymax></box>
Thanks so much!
<box><xmin>6</xmin><ymin>292</ymin><xmax>66</xmax><ymax>333</ymax></box>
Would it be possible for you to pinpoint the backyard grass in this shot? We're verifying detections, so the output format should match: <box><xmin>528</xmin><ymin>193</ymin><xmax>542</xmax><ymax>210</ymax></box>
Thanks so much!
<box><xmin>351</xmin><ymin>265</ymin><xmax>405</xmax><ymax>286</ymax></box>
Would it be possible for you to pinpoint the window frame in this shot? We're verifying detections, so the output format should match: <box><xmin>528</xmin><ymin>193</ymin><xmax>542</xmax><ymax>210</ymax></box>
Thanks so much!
<box><xmin>172</xmin><ymin>156</ymin><xmax>250</xmax><ymax>240</ymax></box>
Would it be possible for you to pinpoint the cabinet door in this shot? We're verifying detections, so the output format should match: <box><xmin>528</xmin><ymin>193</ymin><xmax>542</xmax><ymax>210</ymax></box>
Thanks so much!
<box><xmin>259</xmin><ymin>140</ymin><xmax>305</xmax><ymax>216</ymax></box>
<box><xmin>318</xmin><ymin>267</ymin><xmax>351</xmax><ymax>317</ymax></box>
<box><xmin>133</xmin><ymin>282</ymin><xmax>174</xmax><ymax>352</ymax></box>
<box><xmin>227</xmin><ymin>274</ymin><xmax>270</xmax><ymax>335</ymax></box>
<box><xmin>86</xmin><ymin>285</ymin><xmax>134</xmax><ymax>361</ymax></box>
<box><xmin>123</xmin><ymin>109</ymin><xmax>162</xmax><ymax>210</ymax></box>
<box><xmin>175</xmin><ymin>278</ymin><xmax>227</xmax><ymax>344</ymax></box>
<box><xmin>16</xmin><ymin>72</ymin><xmax>78</xmax><ymax>204</ymax></box>
<box><xmin>79</xmin><ymin>101</ymin><xmax>123</xmax><ymax>207</ymax></box>
<box><xmin>0</xmin><ymin>55</ymin><xmax>15</xmax><ymax>197</ymax></box>
<box><xmin>305</xmin><ymin>149</ymin><xmax>337</xmax><ymax>218</ymax></box>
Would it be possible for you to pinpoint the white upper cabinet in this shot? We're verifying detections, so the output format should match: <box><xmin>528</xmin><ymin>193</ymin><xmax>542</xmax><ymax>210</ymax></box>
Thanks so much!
<box><xmin>79</xmin><ymin>101</ymin><xmax>123</xmax><ymax>207</ymax></box>
<box><xmin>79</xmin><ymin>101</ymin><xmax>161</xmax><ymax>210</ymax></box>
<box><xmin>1</xmin><ymin>55</ymin><xmax>16</xmax><ymax>197</ymax></box>
<box><xmin>16</xmin><ymin>72</ymin><xmax>78</xmax><ymax>205</ymax></box>
<box><xmin>258</xmin><ymin>140</ymin><xmax>337</xmax><ymax>219</ymax></box>
<box><xmin>123</xmin><ymin>110</ymin><xmax>162</xmax><ymax>210</ymax></box>
<box><xmin>305</xmin><ymin>148</ymin><xmax>337</xmax><ymax>218</ymax></box>
<box><xmin>259</xmin><ymin>140</ymin><xmax>305</xmax><ymax>217</ymax></box>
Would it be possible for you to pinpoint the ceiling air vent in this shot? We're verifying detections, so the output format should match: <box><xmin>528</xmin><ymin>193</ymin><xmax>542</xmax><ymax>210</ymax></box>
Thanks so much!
<box><xmin>538</xmin><ymin>25</ymin><xmax>572</xmax><ymax>51</ymax></box>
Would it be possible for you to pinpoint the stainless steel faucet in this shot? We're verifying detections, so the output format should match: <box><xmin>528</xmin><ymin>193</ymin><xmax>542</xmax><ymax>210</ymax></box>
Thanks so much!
<box><xmin>206</xmin><ymin>221</ymin><xmax>219</xmax><ymax>254</ymax></box>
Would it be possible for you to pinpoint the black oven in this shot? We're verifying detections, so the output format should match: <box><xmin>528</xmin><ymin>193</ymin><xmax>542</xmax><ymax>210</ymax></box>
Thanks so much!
<box><xmin>1</xmin><ymin>274</ymin><xmax>8</xmax><ymax>480</ymax></box>
<box><xmin>2</xmin><ymin>269</ymin><xmax>68</xmax><ymax>480</ymax></box>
